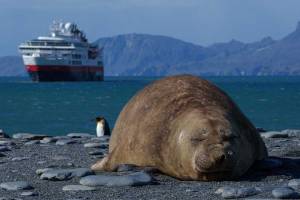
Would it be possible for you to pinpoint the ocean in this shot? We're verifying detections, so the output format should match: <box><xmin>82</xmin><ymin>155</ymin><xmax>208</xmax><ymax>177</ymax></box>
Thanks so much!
<box><xmin>0</xmin><ymin>76</ymin><xmax>300</xmax><ymax>136</ymax></box>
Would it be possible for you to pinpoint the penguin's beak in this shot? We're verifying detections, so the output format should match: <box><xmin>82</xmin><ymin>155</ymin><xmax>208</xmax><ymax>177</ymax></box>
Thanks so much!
<box><xmin>90</xmin><ymin>118</ymin><xmax>96</xmax><ymax>122</ymax></box>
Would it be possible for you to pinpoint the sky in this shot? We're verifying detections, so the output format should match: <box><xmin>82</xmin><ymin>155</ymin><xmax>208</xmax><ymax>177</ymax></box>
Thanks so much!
<box><xmin>2</xmin><ymin>0</ymin><xmax>300</xmax><ymax>56</ymax></box>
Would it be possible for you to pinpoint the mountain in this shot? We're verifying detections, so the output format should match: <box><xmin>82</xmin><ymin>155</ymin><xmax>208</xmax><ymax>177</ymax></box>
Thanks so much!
<box><xmin>2</xmin><ymin>22</ymin><xmax>300</xmax><ymax>76</ymax></box>
<box><xmin>96</xmin><ymin>34</ymin><xmax>207</xmax><ymax>76</ymax></box>
<box><xmin>97</xmin><ymin>22</ymin><xmax>300</xmax><ymax>76</ymax></box>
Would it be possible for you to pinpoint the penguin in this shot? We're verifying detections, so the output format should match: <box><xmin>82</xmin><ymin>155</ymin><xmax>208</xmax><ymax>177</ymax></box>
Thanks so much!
<box><xmin>95</xmin><ymin>116</ymin><xmax>111</xmax><ymax>137</ymax></box>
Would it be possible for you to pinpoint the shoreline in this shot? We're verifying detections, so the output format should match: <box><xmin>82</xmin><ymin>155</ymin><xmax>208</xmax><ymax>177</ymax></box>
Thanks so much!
<box><xmin>0</xmin><ymin>130</ymin><xmax>300</xmax><ymax>199</ymax></box>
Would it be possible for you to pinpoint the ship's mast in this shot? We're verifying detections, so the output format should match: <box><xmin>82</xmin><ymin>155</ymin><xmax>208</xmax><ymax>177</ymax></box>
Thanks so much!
<box><xmin>49</xmin><ymin>21</ymin><xmax>87</xmax><ymax>42</ymax></box>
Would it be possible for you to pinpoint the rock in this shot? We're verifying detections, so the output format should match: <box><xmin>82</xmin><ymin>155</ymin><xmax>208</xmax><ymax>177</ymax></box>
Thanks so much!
<box><xmin>67</xmin><ymin>133</ymin><xmax>93</xmax><ymax>138</ymax></box>
<box><xmin>282</xmin><ymin>129</ymin><xmax>300</xmax><ymax>137</ymax></box>
<box><xmin>90</xmin><ymin>136</ymin><xmax>110</xmax><ymax>142</ymax></box>
<box><xmin>37</xmin><ymin>161</ymin><xmax>47</xmax><ymax>165</ymax></box>
<box><xmin>11</xmin><ymin>157</ymin><xmax>29</xmax><ymax>161</ymax></box>
<box><xmin>84</xmin><ymin>143</ymin><xmax>107</xmax><ymax>148</ymax></box>
<box><xmin>288</xmin><ymin>179</ymin><xmax>300</xmax><ymax>190</ymax></box>
<box><xmin>24</xmin><ymin>140</ymin><xmax>40</xmax><ymax>145</ymax></box>
<box><xmin>88</xmin><ymin>150</ymin><xmax>105</xmax><ymax>156</ymax></box>
<box><xmin>52</xmin><ymin>155</ymin><xmax>71</xmax><ymax>161</ymax></box>
<box><xmin>80</xmin><ymin>171</ymin><xmax>154</xmax><ymax>187</ymax></box>
<box><xmin>20</xmin><ymin>191</ymin><xmax>38</xmax><ymax>196</ymax></box>
<box><xmin>253</xmin><ymin>157</ymin><xmax>283</xmax><ymax>170</ymax></box>
<box><xmin>217</xmin><ymin>186</ymin><xmax>260</xmax><ymax>199</ymax></box>
<box><xmin>272</xmin><ymin>187</ymin><xmax>298</xmax><ymax>199</ymax></box>
<box><xmin>256</xmin><ymin>127</ymin><xmax>267</xmax><ymax>133</ymax></box>
<box><xmin>220</xmin><ymin>187</ymin><xmax>238</xmax><ymax>199</ymax></box>
<box><xmin>0</xmin><ymin>146</ymin><xmax>10</xmax><ymax>152</ymax></box>
<box><xmin>261</xmin><ymin>131</ymin><xmax>289</xmax><ymax>139</ymax></box>
<box><xmin>55</xmin><ymin>139</ymin><xmax>76</xmax><ymax>145</ymax></box>
<box><xmin>36</xmin><ymin>168</ymin><xmax>53</xmax><ymax>175</ymax></box>
<box><xmin>53</xmin><ymin>136</ymin><xmax>70</xmax><ymax>140</ymax></box>
<box><xmin>0</xmin><ymin>152</ymin><xmax>6</xmax><ymax>157</ymax></box>
<box><xmin>40</xmin><ymin>168</ymin><xmax>94</xmax><ymax>181</ymax></box>
<box><xmin>12</xmin><ymin>133</ymin><xmax>47</xmax><ymax>140</ymax></box>
<box><xmin>62</xmin><ymin>185</ymin><xmax>96</xmax><ymax>191</ymax></box>
<box><xmin>0</xmin><ymin>130</ymin><xmax>10</xmax><ymax>138</ymax></box>
<box><xmin>0</xmin><ymin>140</ymin><xmax>14</xmax><ymax>146</ymax></box>
<box><xmin>40</xmin><ymin>137</ymin><xmax>57</xmax><ymax>144</ymax></box>
<box><xmin>117</xmin><ymin>164</ymin><xmax>137</xmax><ymax>172</ymax></box>
<box><xmin>0</xmin><ymin>181</ymin><xmax>33</xmax><ymax>191</ymax></box>
<box><xmin>215</xmin><ymin>186</ymin><xmax>233</xmax><ymax>194</ymax></box>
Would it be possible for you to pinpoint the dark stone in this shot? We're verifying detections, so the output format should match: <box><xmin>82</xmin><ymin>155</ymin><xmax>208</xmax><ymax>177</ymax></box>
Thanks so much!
<box><xmin>272</xmin><ymin>187</ymin><xmax>298</xmax><ymax>199</ymax></box>
<box><xmin>0</xmin><ymin>181</ymin><xmax>33</xmax><ymax>191</ymax></box>
<box><xmin>80</xmin><ymin>171</ymin><xmax>154</xmax><ymax>187</ymax></box>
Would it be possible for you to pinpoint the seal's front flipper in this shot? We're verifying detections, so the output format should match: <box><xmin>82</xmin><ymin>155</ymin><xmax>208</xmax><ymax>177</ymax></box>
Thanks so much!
<box><xmin>91</xmin><ymin>156</ymin><xmax>109</xmax><ymax>171</ymax></box>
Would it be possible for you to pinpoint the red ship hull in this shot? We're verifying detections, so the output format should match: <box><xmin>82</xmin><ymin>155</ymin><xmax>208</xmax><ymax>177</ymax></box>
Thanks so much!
<box><xmin>26</xmin><ymin>65</ymin><xmax>104</xmax><ymax>82</ymax></box>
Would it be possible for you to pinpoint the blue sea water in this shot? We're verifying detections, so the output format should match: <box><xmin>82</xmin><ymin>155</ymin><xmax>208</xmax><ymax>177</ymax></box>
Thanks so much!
<box><xmin>0</xmin><ymin>76</ymin><xmax>300</xmax><ymax>136</ymax></box>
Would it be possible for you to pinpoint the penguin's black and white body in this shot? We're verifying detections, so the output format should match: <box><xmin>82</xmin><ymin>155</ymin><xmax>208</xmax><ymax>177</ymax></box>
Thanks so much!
<box><xmin>95</xmin><ymin>116</ymin><xmax>111</xmax><ymax>137</ymax></box>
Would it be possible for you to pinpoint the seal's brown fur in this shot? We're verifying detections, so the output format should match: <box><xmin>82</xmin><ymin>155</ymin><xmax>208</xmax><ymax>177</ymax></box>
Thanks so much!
<box><xmin>92</xmin><ymin>75</ymin><xmax>267</xmax><ymax>181</ymax></box>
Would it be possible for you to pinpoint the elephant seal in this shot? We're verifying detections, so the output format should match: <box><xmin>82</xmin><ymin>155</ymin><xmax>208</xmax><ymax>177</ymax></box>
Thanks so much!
<box><xmin>92</xmin><ymin>75</ymin><xmax>267</xmax><ymax>181</ymax></box>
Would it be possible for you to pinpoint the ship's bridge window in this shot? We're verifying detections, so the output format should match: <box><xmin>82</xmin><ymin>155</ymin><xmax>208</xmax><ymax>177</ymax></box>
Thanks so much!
<box><xmin>28</xmin><ymin>41</ymin><xmax>71</xmax><ymax>47</ymax></box>
<box><xmin>73</xmin><ymin>43</ymin><xmax>85</xmax><ymax>47</ymax></box>
<box><xmin>72</xmin><ymin>54</ymin><xmax>82</xmax><ymax>59</ymax></box>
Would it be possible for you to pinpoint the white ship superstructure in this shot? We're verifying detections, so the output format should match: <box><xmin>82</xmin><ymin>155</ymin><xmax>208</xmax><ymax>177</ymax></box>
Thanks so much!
<box><xmin>19</xmin><ymin>21</ymin><xmax>104</xmax><ymax>81</ymax></box>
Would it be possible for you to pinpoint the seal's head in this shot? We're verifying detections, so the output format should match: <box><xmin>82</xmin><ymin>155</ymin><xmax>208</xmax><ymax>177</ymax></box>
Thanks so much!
<box><xmin>169</xmin><ymin>108</ymin><xmax>247</xmax><ymax>181</ymax></box>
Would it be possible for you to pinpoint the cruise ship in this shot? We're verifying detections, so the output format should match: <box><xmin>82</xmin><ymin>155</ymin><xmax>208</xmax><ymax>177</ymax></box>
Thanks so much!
<box><xmin>19</xmin><ymin>21</ymin><xmax>104</xmax><ymax>82</ymax></box>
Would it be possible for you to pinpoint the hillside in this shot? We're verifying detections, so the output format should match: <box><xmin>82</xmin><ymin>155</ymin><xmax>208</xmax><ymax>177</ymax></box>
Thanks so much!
<box><xmin>2</xmin><ymin>22</ymin><xmax>300</xmax><ymax>76</ymax></box>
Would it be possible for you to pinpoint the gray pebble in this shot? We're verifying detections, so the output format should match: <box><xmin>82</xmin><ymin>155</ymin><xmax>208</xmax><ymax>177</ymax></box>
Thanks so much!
<box><xmin>272</xmin><ymin>187</ymin><xmax>298</xmax><ymax>199</ymax></box>
<box><xmin>0</xmin><ymin>129</ymin><xmax>10</xmax><ymax>138</ymax></box>
<box><xmin>56</xmin><ymin>139</ymin><xmax>76</xmax><ymax>145</ymax></box>
<box><xmin>52</xmin><ymin>155</ymin><xmax>71</xmax><ymax>161</ymax></box>
<box><xmin>261</xmin><ymin>131</ymin><xmax>289</xmax><ymax>139</ymax></box>
<box><xmin>67</xmin><ymin>133</ymin><xmax>93</xmax><ymax>138</ymax></box>
<box><xmin>282</xmin><ymin>129</ymin><xmax>300</xmax><ymax>137</ymax></box>
<box><xmin>40</xmin><ymin>168</ymin><xmax>94</xmax><ymax>181</ymax></box>
<box><xmin>0</xmin><ymin>140</ymin><xmax>14</xmax><ymax>146</ymax></box>
<box><xmin>20</xmin><ymin>191</ymin><xmax>38</xmax><ymax>196</ymax></box>
<box><xmin>0</xmin><ymin>181</ymin><xmax>33</xmax><ymax>191</ymax></box>
<box><xmin>88</xmin><ymin>150</ymin><xmax>104</xmax><ymax>156</ymax></box>
<box><xmin>90</xmin><ymin>136</ymin><xmax>110</xmax><ymax>142</ymax></box>
<box><xmin>11</xmin><ymin>157</ymin><xmax>29</xmax><ymax>161</ymax></box>
<box><xmin>288</xmin><ymin>179</ymin><xmax>300</xmax><ymax>190</ymax></box>
<box><xmin>0</xmin><ymin>146</ymin><xmax>11</xmax><ymax>152</ymax></box>
<box><xmin>53</xmin><ymin>136</ymin><xmax>70</xmax><ymax>140</ymax></box>
<box><xmin>84</xmin><ymin>143</ymin><xmax>107</xmax><ymax>148</ymax></box>
<box><xmin>62</xmin><ymin>185</ymin><xmax>96</xmax><ymax>191</ymax></box>
<box><xmin>12</xmin><ymin>133</ymin><xmax>47</xmax><ymax>140</ymax></box>
<box><xmin>24</xmin><ymin>140</ymin><xmax>40</xmax><ymax>145</ymax></box>
<box><xmin>217</xmin><ymin>186</ymin><xmax>259</xmax><ymax>199</ymax></box>
<box><xmin>36</xmin><ymin>168</ymin><xmax>53</xmax><ymax>175</ymax></box>
<box><xmin>80</xmin><ymin>171</ymin><xmax>153</xmax><ymax>187</ymax></box>
<box><xmin>117</xmin><ymin>164</ymin><xmax>136</xmax><ymax>172</ymax></box>
<box><xmin>40</xmin><ymin>137</ymin><xmax>57</xmax><ymax>144</ymax></box>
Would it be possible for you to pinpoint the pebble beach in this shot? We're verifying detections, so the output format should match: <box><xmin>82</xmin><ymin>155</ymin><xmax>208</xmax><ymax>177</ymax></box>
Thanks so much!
<box><xmin>0</xmin><ymin>130</ymin><xmax>300</xmax><ymax>200</ymax></box>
